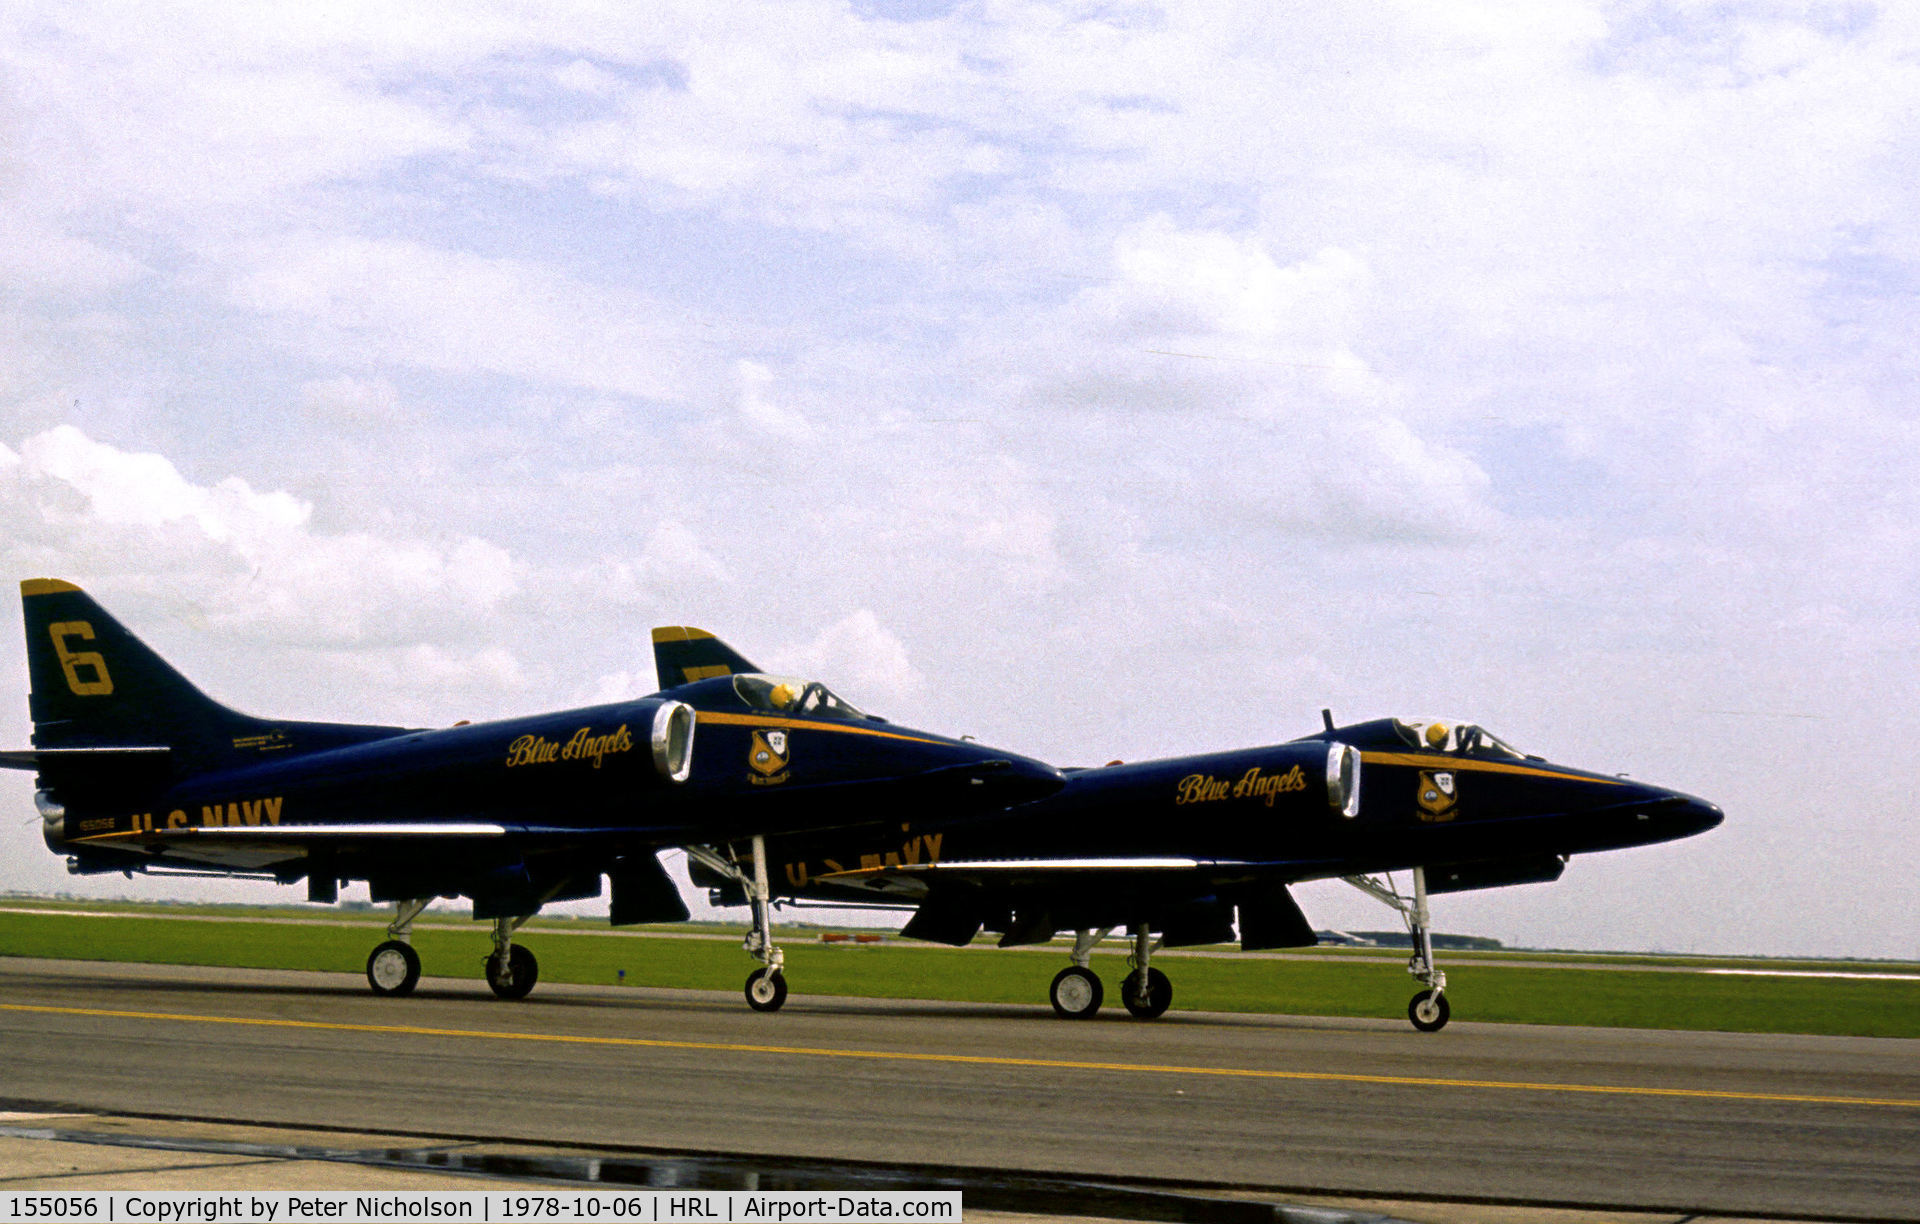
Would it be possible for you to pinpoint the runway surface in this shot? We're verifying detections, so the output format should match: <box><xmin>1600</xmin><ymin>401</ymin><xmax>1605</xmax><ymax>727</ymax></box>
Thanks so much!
<box><xmin>3</xmin><ymin>957</ymin><xmax>1916</xmax><ymax>1222</ymax></box>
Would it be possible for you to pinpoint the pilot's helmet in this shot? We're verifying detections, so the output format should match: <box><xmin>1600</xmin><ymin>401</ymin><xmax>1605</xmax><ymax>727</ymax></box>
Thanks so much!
<box><xmin>769</xmin><ymin>682</ymin><xmax>797</xmax><ymax>708</ymax></box>
<box><xmin>1425</xmin><ymin>722</ymin><xmax>1450</xmax><ymax>749</ymax></box>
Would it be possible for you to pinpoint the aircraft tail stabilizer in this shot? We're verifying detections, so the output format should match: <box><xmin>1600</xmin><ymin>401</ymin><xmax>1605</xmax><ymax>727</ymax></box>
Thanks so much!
<box><xmin>651</xmin><ymin>625</ymin><xmax>762</xmax><ymax>690</ymax></box>
<box><xmin>16</xmin><ymin>579</ymin><xmax>400</xmax><ymax>782</ymax></box>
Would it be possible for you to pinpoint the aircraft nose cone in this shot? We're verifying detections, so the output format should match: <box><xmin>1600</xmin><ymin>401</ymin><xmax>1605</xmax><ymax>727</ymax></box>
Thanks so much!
<box><xmin>966</xmin><ymin>752</ymin><xmax>1067</xmax><ymax>803</ymax></box>
<box><xmin>1638</xmin><ymin>790</ymin><xmax>1723</xmax><ymax>839</ymax></box>
<box><xmin>1679</xmin><ymin>795</ymin><xmax>1725</xmax><ymax>834</ymax></box>
<box><xmin>1008</xmin><ymin>755</ymin><xmax>1069</xmax><ymax>800</ymax></box>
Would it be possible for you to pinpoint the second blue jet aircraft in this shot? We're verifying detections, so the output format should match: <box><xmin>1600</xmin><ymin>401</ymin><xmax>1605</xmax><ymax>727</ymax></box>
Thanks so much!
<box><xmin>658</xmin><ymin>630</ymin><xmax>1723</xmax><ymax>1030</ymax></box>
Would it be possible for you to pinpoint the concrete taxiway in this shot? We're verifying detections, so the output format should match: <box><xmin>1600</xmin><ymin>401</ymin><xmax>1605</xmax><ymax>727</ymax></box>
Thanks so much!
<box><xmin>2</xmin><ymin>958</ymin><xmax>1915</xmax><ymax>1222</ymax></box>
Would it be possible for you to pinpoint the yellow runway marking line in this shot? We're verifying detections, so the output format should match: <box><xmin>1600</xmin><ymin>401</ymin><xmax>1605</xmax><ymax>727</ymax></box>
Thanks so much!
<box><xmin>4</xmin><ymin>1002</ymin><xmax>1917</xmax><ymax>1110</ymax></box>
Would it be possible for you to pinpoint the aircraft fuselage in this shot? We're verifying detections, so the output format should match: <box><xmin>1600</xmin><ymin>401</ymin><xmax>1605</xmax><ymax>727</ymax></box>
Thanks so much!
<box><xmin>754</xmin><ymin>723</ymin><xmax>1721</xmax><ymax>902</ymax></box>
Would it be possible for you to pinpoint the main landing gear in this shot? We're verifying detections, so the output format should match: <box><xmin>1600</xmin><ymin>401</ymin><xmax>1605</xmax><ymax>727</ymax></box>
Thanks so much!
<box><xmin>1344</xmin><ymin>866</ymin><xmax>1450</xmax><ymax>1032</ymax></box>
<box><xmin>1047</xmin><ymin>926</ymin><xmax>1172</xmax><ymax>1020</ymax></box>
<box><xmin>365</xmin><ymin>898</ymin><xmax>428</xmax><ymax>996</ymax></box>
<box><xmin>362</xmin><ymin>898</ymin><xmax>543</xmax><ymax>1001</ymax></box>
<box><xmin>1120</xmin><ymin>925</ymin><xmax>1172</xmax><ymax>1019</ymax></box>
<box><xmin>688</xmin><ymin>837</ymin><xmax>788</xmax><ymax>1012</ymax></box>
<box><xmin>485</xmin><ymin>915</ymin><xmax>538</xmax><ymax>1000</ymax></box>
<box><xmin>1049</xmin><ymin>929</ymin><xmax>1106</xmax><ymax>1018</ymax></box>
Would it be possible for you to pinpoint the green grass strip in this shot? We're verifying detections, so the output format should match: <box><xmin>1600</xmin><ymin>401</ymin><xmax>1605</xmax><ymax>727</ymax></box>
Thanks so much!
<box><xmin>3</xmin><ymin>908</ymin><xmax>1916</xmax><ymax>1037</ymax></box>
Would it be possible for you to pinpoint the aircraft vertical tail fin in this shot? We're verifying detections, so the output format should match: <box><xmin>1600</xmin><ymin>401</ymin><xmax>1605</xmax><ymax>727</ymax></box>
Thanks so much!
<box><xmin>651</xmin><ymin>626</ymin><xmax>762</xmax><ymax>690</ymax></box>
<box><xmin>19</xmin><ymin>579</ymin><xmax>262</xmax><ymax>772</ymax></box>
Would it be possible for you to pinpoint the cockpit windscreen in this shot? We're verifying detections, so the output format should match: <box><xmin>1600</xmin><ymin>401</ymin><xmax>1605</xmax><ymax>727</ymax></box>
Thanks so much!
<box><xmin>733</xmin><ymin>674</ymin><xmax>868</xmax><ymax>722</ymax></box>
<box><xmin>1392</xmin><ymin>718</ymin><xmax>1523</xmax><ymax>759</ymax></box>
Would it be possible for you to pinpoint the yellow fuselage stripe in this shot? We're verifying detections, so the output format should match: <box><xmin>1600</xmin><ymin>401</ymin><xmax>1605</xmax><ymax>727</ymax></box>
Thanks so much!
<box><xmin>1358</xmin><ymin>752</ymin><xmax>1629</xmax><ymax>785</ymax></box>
<box><xmin>1</xmin><ymin>1002</ymin><xmax>1910</xmax><ymax>1110</ymax></box>
<box><xmin>695</xmin><ymin>710</ymin><xmax>943</xmax><ymax>746</ymax></box>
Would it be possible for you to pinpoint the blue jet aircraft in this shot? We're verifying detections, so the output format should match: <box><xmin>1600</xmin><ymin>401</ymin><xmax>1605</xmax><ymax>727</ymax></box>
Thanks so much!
<box><xmin>6</xmin><ymin>581</ymin><xmax>1064</xmax><ymax>1010</ymax></box>
<box><xmin>655</xmin><ymin>632</ymin><xmax>1724</xmax><ymax>1030</ymax></box>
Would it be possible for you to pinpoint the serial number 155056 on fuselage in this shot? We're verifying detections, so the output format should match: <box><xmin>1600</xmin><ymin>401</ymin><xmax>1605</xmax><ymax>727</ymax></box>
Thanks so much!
<box><xmin>7</xmin><ymin>579</ymin><xmax>1720</xmax><ymax>1029</ymax></box>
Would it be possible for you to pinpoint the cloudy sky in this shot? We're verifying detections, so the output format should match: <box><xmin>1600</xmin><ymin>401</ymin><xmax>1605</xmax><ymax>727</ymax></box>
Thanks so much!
<box><xmin>2</xmin><ymin>1</ymin><xmax>1915</xmax><ymax>960</ymax></box>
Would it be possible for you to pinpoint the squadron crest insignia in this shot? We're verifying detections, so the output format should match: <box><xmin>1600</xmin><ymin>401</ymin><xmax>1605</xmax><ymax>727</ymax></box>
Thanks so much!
<box><xmin>749</xmin><ymin>728</ymin><xmax>791</xmax><ymax>786</ymax></box>
<box><xmin>1416</xmin><ymin>770</ymin><xmax>1457</xmax><ymax>821</ymax></box>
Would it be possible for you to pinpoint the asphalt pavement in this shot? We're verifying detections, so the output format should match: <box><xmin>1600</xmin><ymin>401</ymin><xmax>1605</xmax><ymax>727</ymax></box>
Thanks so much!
<box><xmin>2</xmin><ymin>957</ymin><xmax>1914</xmax><ymax>1222</ymax></box>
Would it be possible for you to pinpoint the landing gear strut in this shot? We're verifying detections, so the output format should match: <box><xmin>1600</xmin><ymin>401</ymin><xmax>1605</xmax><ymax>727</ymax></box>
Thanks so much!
<box><xmin>1344</xmin><ymin>866</ymin><xmax>1450</xmax><ymax>1032</ymax></box>
<box><xmin>365</xmin><ymin>898</ymin><xmax>428</xmax><ymax>996</ymax></box>
<box><xmin>1119</xmin><ymin>924</ymin><xmax>1172</xmax><ymax>1020</ymax></box>
<box><xmin>689</xmin><ymin>838</ymin><xmax>788</xmax><ymax>1012</ymax></box>
<box><xmin>484</xmin><ymin>915</ymin><xmax>538</xmax><ymax>1000</ymax></box>
<box><xmin>363</xmin><ymin>896</ymin><xmax>549</xmax><ymax>1001</ymax></box>
<box><xmin>1045</xmin><ymin>926</ymin><xmax>1174</xmax><ymax>1019</ymax></box>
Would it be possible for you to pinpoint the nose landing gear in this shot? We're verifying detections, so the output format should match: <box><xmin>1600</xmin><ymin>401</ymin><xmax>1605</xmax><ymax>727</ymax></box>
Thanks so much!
<box><xmin>689</xmin><ymin>837</ymin><xmax>789</xmax><ymax>1012</ymax></box>
<box><xmin>1345</xmin><ymin>866</ymin><xmax>1451</xmax><ymax>1032</ymax></box>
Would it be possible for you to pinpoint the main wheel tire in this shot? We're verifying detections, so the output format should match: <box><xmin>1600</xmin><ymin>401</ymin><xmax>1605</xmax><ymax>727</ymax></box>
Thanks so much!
<box><xmin>1049</xmin><ymin>966</ymin><xmax>1104</xmax><ymax>1019</ymax></box>
<box><xmin>1120</xmin><ymin>967</ymin><xmax>1173</xmax><ymax>1020</ymax></box>
<box><xmin>366</xmin><ymin>940</ymin><xmax>420</xmax><ymax>997</ymax></box>
<box><xmin>1408</xmin><ymin>988</ymin><xmax>1450</xmax><ymax>1032</ymax></box>
<box><xmin>745</xmin><ymin>967</ymin><xmax>788</xmax><ymax>1012</ymax></box>
<box><xmin>485</xmin><ymin>944</ymin><xmax>539</xmax><ymax>1000</ymax></box>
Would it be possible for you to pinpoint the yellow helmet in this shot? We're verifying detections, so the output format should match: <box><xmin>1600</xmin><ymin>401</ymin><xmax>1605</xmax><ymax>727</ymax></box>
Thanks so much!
<box><xmin>1425</xmin><ymin>722</ymin><xmax>1450</xmax><ymax>748</ymax></box>
<box><xmin>770</xmin><ymin>683</ymin><xmax>797</xmax><ymax>708</ymax></box>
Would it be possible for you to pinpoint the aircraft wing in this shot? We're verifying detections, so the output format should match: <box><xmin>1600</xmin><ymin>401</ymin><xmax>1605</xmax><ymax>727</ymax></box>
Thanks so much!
<box><xmin>60</xmin><ymin>819</ymin><xmax>691</xmax><ymax>874</ymax></box>
<box><xmin>814</xmin><ymin>855</ymin><xmax>1323</xmax><ymax>899</ymax></box>
<box><xmin>818</xmin><ymin>856</ymin><xmax>1335</xmax><ymax>950</ymax></box>
<box><xmin>67</xmin><ymin>819</ymin><xmax>686</xmax><ymax>853</ymax></box>
<box><xmin>75</xmin><ymin>822</ymin><xmax>514</xmax><ymax>844</ymax></box>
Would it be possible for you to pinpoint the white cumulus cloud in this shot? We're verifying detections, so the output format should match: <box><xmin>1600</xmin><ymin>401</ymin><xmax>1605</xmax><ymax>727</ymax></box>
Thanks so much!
<box><xmin>777</xmin><ymin>610</ymin><xmax>925</xmax><ymax>710</ymax></box>
<box><xmin>0</xmin><ymin>426</ymin><xmax>520</xmax><ymax>649</ymax></box>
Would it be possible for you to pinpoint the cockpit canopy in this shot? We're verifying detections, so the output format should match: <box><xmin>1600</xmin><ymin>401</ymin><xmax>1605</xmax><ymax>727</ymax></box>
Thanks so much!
<box><xmin>733</xmin><ymin>673</ymin><xmax>868</xmax><ymax>722</ymax></box>
<box><xmin>1391</xmin><ymin>718</ymin><xmax>1524</xmax><ymax>759</ymax></box>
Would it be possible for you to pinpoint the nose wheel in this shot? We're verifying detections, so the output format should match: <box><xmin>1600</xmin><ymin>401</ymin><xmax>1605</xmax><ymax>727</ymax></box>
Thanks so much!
<box><xmin>746</xmin><ymin>967</ymin><xmax>789</xmax><ymax>1011</ymax></box>
<box><xmin>1409</xmin><ymin>988</ymin><xmax>1450</xmax><ymax>1032</ymax></box>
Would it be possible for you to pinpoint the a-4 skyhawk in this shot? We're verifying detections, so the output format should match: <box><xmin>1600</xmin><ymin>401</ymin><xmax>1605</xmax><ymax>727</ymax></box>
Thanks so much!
<box><xmin>652</xmin><ymin>634</ymin><xmax>1724</xmax><ymax>1030</ymax></box>
<box><xmin>6</xmin><ymin>580</ymin><xmax>1063</xmax><ymax>1009</ymax></box>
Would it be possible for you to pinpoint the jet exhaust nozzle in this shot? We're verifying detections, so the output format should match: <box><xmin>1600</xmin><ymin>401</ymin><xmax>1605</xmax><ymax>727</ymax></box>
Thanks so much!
<box><xmin>35</xmin><ymin>789</ymin><xmax>66</xmax><ymax>848</ymax></box>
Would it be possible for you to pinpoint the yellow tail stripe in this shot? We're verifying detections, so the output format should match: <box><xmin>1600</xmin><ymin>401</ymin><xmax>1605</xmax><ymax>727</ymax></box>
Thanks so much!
<box><xmin>20</xmin><ymin>578</ymin><xmax>82</xmax><ymax>597</ymax></box>
<box><xmin>1</xmin><ymin>1002</ymin><xmax>1913</xmax><ymax>1110</ymax></box>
